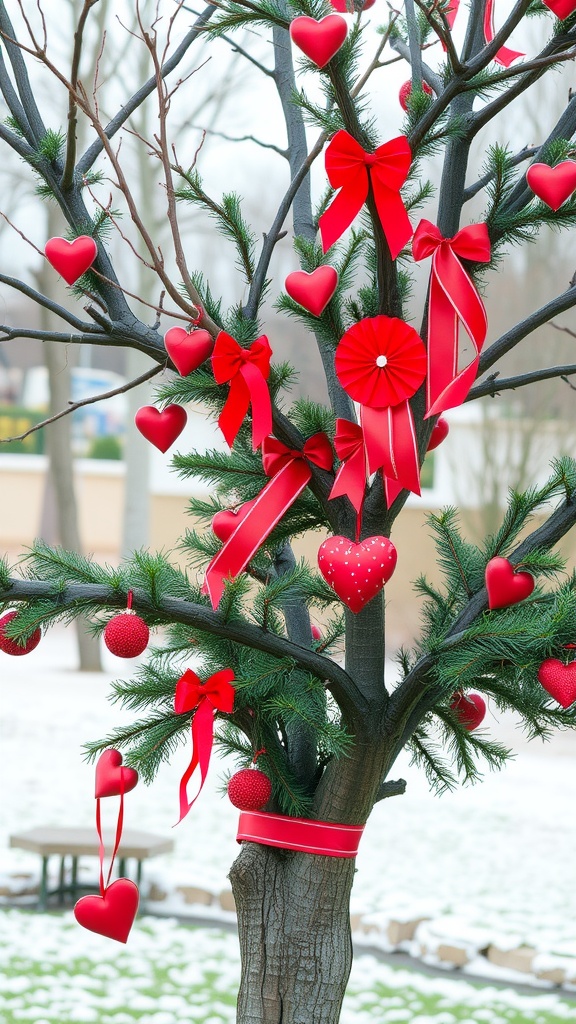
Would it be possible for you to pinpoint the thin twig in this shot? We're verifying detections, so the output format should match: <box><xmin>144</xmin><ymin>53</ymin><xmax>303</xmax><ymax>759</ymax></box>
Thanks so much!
<box><xmin>62</xmin><ymin>0</ymin><xmax>100</xmax><ymax>191</ymax></box>
<box><xmin>468</xmin><ymin>364</ymin><xmax>576</xmax><ymax>401</ymax></box>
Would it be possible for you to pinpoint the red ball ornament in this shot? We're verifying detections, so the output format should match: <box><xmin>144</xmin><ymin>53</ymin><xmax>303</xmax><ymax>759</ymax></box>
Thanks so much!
<box><xmin>450</xmin><ymin>691</ymin><xmax>486</xmax><ymax>731</ymax></box>
<box><xmin>311</xmin><ymin>624</ymin><xmax>322</xmax><ymax>641</ymax></box>
<box><xmin>399</xmin><ymin>79</ymin><xmax>433</xmax><ymax>112</ymax></box>
<box><xmin>485</xmin><ymin>557</ymin><xmax>534</xmax><ymax>611</ymax></box>
<box><xmin>228</xmin><ymin>768</ymin><xmax>272</xmax><ymax>811</ymax></box>
<box><xmin>537</xmin><ymin>659</ymin><xmax>576</xmax><ymax>709</ymax></box>
<box><xmin>0</xmin><ymin>610</ymin><xmax>41</xmax><ymax>656</ymax></box>
<box><xmin>317</xmin><ymin>535</ymin><xmax>397</xmax><ymax>614</ymax></box>
<box><xmin>104</xmin><ymin>593</ymin><xmax>149</xmax><ymax>659</ymax></box>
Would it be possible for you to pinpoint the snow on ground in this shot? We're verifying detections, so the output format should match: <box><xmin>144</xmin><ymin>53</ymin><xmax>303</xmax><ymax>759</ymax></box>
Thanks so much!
<box><xmin>1</xmin><ymin>626</ymin><xmax>576</xmax><ymax>959</ymax></box>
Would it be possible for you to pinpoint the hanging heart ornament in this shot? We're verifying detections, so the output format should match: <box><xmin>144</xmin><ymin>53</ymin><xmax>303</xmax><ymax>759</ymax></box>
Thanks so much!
<box><xmin>164</xmin><ymin>327</ymin><xmax>214</xmax><ymax>376</ymax></box>
<box><xmin>212</xmin><ymin>499</ymin><xmax>258</xmax><ymax>543</ymax></box>
<box><xmin>44</xmin><ymin>236</ymin><xmax>98</xmax><ymax>285</ymax></box>
<box><xmin>95</xmin><ymin>749</ymin><xmax>139</xmax><ymax>799</ymax></box>
<box><xmin>284</xmin><ymin>266</ymin><xmax>338</xmax><ymax>317</ymax></box>
<box><xmin>537</xmin><ymin>659</ymin><xmax>576</xmax><ymax>708</ymax></box>
<box><xmin>289</xmin><ymin>15</ymin><xmax>348</xmax><ymax>68</ymax></box>
<box><xmin>526</xmin><ymin>161</ymin><xmax>576</xmax><ymax>211</ymax></box>
<box><xmin>134</xmin><ymin>404</ymin><xmax>187</xmax><ymax>452</ymax></box>
<box><xmin>317</xmin><ymin>535</ymin><xmax>397</xmax><ymax>613</ymax></box>
<box><xmin>485</xmin><ymin>557</ymin><xmax>534</xmax><ymax>610</ymax></box>
<box><xmin>74</xmin><ymin>878</ymin><xmax>139</xmax><ymax>944</ymax></box>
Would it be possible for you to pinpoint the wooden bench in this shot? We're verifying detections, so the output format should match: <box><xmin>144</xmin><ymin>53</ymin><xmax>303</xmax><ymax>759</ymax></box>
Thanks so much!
<box><xmin>9</xmin><ymin>827</ymin><xmax>174</xmax><ymax>911</ymax></box>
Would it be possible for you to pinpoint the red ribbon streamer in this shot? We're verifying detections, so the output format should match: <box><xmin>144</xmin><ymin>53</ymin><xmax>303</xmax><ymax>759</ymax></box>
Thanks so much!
<box><xmin>412</xmin><ymin>219</ymin><xmax>491</xmax><ymax>417</ymax></box>
<box><xmin>544</xmin><ymin>0</ymin><xmax>576</xmax><ymax>17</ymax></box>
<box><xmin>95</xmin><ymin>780</ymin><xmax>125</xmax><ymax>897</ymax></box>
<box><xmin>237</xmin><ymin>810</ymin><xmax>364</xmax><ymax>858</ymax></box>
<box><xmin>444</xmin><ymin>0</ymin><xmax>523</xmax><ymax>67</ymax></box>
<box><xmin>319</xmin><ymin>130</ymin><xmax>412</xmax><ymax>259</ymax></box>
<box><xmin>203</xmin><ymin>433</ymin><xmax>333</xmax><ymax>609</ymax></box>
<box><xmin>329</xmin><ymin>419</ymin><xmax>367</xmax><ymax>514</ymax></box>
<box><xmin>361</xmin><ymin>403</ymin><xmax>421</xmax><ymax>494</ymax></box>
<box><xmin>212</xmin><ymin>332</ymin><xmax>272</xmax><ymax>450</ymax></box>
<box><xmin>174</xmin><ymin>668</ymin><xmax>235</xmax><ymax>823</ymax></box>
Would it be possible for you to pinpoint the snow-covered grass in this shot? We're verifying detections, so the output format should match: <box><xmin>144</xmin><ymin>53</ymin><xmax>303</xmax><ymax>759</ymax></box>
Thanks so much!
<box><xmin>1</xmin><ymin>910</ymin><xmax>576</xmax><ymax>1024</ymax></box>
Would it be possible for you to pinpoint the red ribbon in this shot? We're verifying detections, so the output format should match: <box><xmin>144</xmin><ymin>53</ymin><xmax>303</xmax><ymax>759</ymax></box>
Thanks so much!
<box><xmin>95</xmin><ymin>779</ymin><xmax>126</xmax><ymax>897</ymax></box>
<box><xmin>329</xmin><ymin>419</ymin><xmax>366</xmax><ymax>514</ymax></box>
<box><xmin>174</xmin><ymin>668</ymin><xmax>235</xmax><ymax>823</ymax></box>
<box><xmin>319</xmin><ymin>130</ymin><xmax>412</xmax><ymax>259</ymax></box>
<box><xmin>212</xmin><ymin>332</ymin><xmax>272</xmax><ymax>450</ymax></box>
<box><xmin>543</xmin><ymin>0</ymin><xmax>576</xmax><ymax>17</ymax></box>
<box><xmin>237</xmin><ymin>810</ymin><xmax>364</xmax><ymax>858</ymax></box>
<box><xmin>361</xmin><ymin>402</ymin><xmax>421</xmax><ymax>494</ymax></box>
<box><xmin>412</xmin><ymin>219</ymin><xmax>491</xmax><ymax>417</ymax></box>
<box><xmin>444</xmin><ymin>0</ymin><xmax>523</xmax><ymax>67</ymax></box>
<box><xmin>203</xmin><ymin>433</ymin><xmax>333</xmax><ymax>609</ymax></box>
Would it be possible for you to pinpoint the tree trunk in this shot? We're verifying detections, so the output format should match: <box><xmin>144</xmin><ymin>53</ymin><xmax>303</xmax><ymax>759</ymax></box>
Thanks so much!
<box><xmin>230</xmin><ymin>842</ymin><xmax>355</xmax><ymax>1024</ymax></box>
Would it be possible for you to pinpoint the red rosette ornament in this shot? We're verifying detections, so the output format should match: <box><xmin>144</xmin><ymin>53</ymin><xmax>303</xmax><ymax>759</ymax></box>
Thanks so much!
<box><xmin>335</xmin><ymin>316</ymin><xmax>426</xmax><ymax>498</ymax></box>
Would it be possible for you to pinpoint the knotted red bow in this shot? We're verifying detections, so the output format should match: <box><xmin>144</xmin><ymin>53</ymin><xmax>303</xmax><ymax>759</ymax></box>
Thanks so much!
<box><xmin>412</xmin><ymin>220</ymin><xmax>491</xmax><ymax>417</ymax></box>
<box><xmin>203</xmin><ymin>433</ymin><xmax>333</xmax><ymax>609</ymax></box>
<box><xmin>174</xmin><ymin>668</ymin><xmax>235</xmax><ymax>823</ymax></box>
<box><xmin>212</xmin><ymin>331</ymin><xmax>272</xmax><ymax>450</ymax></box>
<box><xmin>319</xmin><ymin>130</ymin><xmax>412</xmax><ymax>259</ymax></box>
<box><xmin>444</xmin><ymin>0</ymin><xmax>523</xmax><ymax>67</ymax></box>
<box><xmin>329</xmin><ymin>420</ymin><xmax>366</xmax><ymax>515</ymax></box>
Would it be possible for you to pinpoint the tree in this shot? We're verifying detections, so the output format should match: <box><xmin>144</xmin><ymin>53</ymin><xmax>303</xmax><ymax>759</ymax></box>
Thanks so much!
<box><xmin>1</xmin><ymin>1</ymin><xmax>576</xmax><ymax>1021</ymax></box>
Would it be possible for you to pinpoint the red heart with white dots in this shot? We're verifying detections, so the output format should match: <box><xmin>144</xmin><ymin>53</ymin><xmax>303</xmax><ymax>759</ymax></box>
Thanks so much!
<box><xmin>134</xmin><ymin>404</ymin><xmax>187</xmax><ymax>453</ymax></box>
<box><xmin>317</xmin><ymin>535</ymin><xmax>397</xmax><ymax>613</ymax></box>
<box><xmin>74</xmin><ymin>879</ymin><xmax>139</xmax><ymax>943</ymax></box>
<box><xmin>537</xmin><ymin>659</ymin><xmax>576</xmax><ymax>708</ymax></box>
<box><xmin>95</xmin><ymin>749</ymin><xmax>139</xmax><ymax>799</ymax></box>
<box><xmin>212</xmin><ymin>499</ymin><xmax>257</xmax><ymax>543</ymax></box>
<box><xmin>485</xmin><ymin>557</ymin><xmax>534</xmax><ymax>610</ymax></box>
<box><xmin>526</xmin><ymin>161</ymin><xmax>576</xmax><ymax>212</ymax></box>
<box><xmin>164</xmin><ymin>327</ymin><xmax>214</xmax><ymax>376</ymax></box>
<box><xmin>285</xmin><ymin>266</ymin><xmax>339</xmax><ymax>317</ymax></box>
<box><xmin>44</xmin><ymin>236</ymin><xmax>98</xmax><ymax>285</ymax></box>
<box><xmin>289</xmin><ymin>15</ymin><xmax>348</xmax><ymax>69</ymax></box>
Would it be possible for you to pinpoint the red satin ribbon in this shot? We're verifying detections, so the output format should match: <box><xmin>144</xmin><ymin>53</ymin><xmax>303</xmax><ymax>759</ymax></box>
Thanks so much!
<box><xmin>319</xmin><ymin>130</ymin><xmax>412</xmax><ymax>259</ymax></box>
<box><xmin>329</xmin><ymin>419</ymin><xmax>366</xmax><ymax>514</ymax></box>
<box><xmin>361</xmin><ymin>402</ymin><xmax>421</xmax><ymax>494</ymax></box>
<box><xmin>174</xmin><ymin>668</ymin><xmax>235</xmax><ymax>823</ymax></box>
<box><xmin>544</xmin><ymin>0</ymin><xmax>576</xmax><ymax>16</ymax></box>
<box><xmin>212</xmin><ymin>332</ymin><xmax>272</xmax><ymax>450</ymax></box>
<box><xmin>412</xmin><ymin>219</ymin><xmax>491</xmax><ymax>417</ymax></box>
<box><xmin>95</xmin><ymin>779</ymin><xmax>126</xmax><ymax>897</ymax></box>
<box><xmin>203</xmin><ymin>433</ymin><xmax>333</xmax><ymax>609</ymax></box>
<box><xmin>237</xmin><ymin>810</ymin><xmax>364</xmax><ymax>858</ymax></box>
<box><xmin>444</xmin><ymin>0</ymin><xmax>523</xmax><ymax>67</ymax></box>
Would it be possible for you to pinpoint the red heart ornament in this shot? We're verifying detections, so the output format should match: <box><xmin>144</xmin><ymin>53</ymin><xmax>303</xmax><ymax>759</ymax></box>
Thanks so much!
<box><xmin>212</xmin><ymin>499</ymin><xmax>258</xmax><ymax>543</ymax></box>
<box><xmin>134</xmin><ymin>404</ymin><xmax>187</xmax><ymax>453</ymax></box>
<box><xmin>537</xmin><ymin>659</ymin><xmax>576</xmax><ymax>708</ymax></box>
<box><xmin>526</xmin><ymin>161</ymin><xmax>576</xmax><ymax>212</ymax></box>
<box><xmin>74</xmin><ymin>879</ymin><xmax>139</xmax><ymax>943</ymax></box>
<box><xmin>426</xmin><ymin>416</ymin><xmax>449</xmax><ymax>452</ymax></box>
<box><xmin>450</xmin><ymin>691</ymin><xmax>486</xmax><ymax>731</ymax></box>
<box><xmin>331</xmin><ymin>0</ymin><xmax>376</xmax><ymax>10</ymax></box>
<box><xmin>44</xmin><ymin>236</ymin><xmax>98</xmax><ymax>285</ymax></box>
<box><xmin>95</xmin><ymin>749</ymin><xmax>139</xmax><ymax>799</ymax></box>
<box><xmin>289</xmin><ymin>15</ymin><xmax>348</xmax><ymax>69</ymax></box>
<box><xmin>485</xmin><ymin>557</ymin><xmax>534</xmax><ymax>610</ymax></box>
<box><xmin>164</xmin><ymin>327</ymin><xmax>214</xmax><ymax>376</ymax></box>
<box><xmin>317</xmin><ymin>535</ymin><xmax>397</xmax><ymax>613</ymax></box>
<box><xmin>285</xmin><ymin>266</ymin><xmax>339</xmax><ymax>317</ymax></box>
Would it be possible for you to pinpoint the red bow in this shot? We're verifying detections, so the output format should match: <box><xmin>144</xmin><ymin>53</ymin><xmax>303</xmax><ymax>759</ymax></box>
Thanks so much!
<box><xmin>329</xmin><ymin>419</ymin><xmax>366</xmax><ymax>515</ymax></box>
<box><xmin>412</xmin><ymin>220</ymin><xmax>491</xmax><ymax>417</ymax></box>
<box><xmin>319</xmin><ymin>130</ymin><xmax>412</xmax><ymax>259</ymax></box>
<box><xmin>174</xmin><ymin>668</ymin><xmax>235</xmax><ymax>823</ymax></box>
<box><xmin>445</xmin><ymin>0</ymin><xmax>523</xmax><ymax>67</ymax></box>
<box><xmin>212</xmin><ymin>332</ymin><xmax>272</xmax><ymax>450</ymax></box>
<box><xmin>203</xmin><ymin>433</ymin><xmax>333</xmax><ymax>609</ymax></box>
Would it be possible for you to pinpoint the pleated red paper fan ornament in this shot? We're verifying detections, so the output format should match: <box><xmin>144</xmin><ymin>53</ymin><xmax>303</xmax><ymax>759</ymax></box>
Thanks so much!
<box><xmin>335</xmin><ymin>315</ymin><xmax>426</xmax><ymax>408</ymax></box>
<box><xmin>104</xmin><ymin>591</ymin><xmax>149</xmax><ymax>658</ymax></box>
<box><xmin>0</xmin><ymin>610</ymin><xmax>41</xmax><ymax>656</ymax></box>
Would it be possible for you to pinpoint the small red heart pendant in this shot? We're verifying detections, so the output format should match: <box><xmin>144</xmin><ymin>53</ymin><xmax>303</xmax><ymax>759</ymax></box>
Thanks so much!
<box><xmin>289</xmin><ymin>15</ymin><xmax>348</xmax><ymax>68</ymax></box>
<box><xmin>450</xmin><ymin>691</ymin><xmax>486</xmax><ymax>731</ymax></box>
<box><xmin>44</xmin><ymin>236</ymin><xmax>98</xmax><ymax>285</ymax></box>
<box><xmin>74</xmin><ymin>878</ymin><xmax>139</xmax><ymax>943</ymax></box>
<box><xmin>526</xmin><ymin>161</ymin><xmax>576</xmax><ymax>211</ymax></box>
<box><xmin>95</xmin><ymin>749</ymin><xmax>139</xmax><ymax>799</ymax></box>
<box><xmin>212</xmin><ymin>499</ymin><xmax>258</xmax><ymax>543</ymax></box>
<box><xmin>485</xmin><ymin>557</ymin><xmax>534</xmax><ymax>610</ymax></box>
<box><xmin>426</xmin><ymin>416</ymin><xmax>449</xmax><ymax>452</ymax></box>
<box><xmin>537</xmin><ymin>659</ymin><xmax>576</xmax><ymax>708</ymax></box>
<box><xmin>317</xmin><ymin>535</ymin><xmax>397</xmax><ymax>613</ymax></box>
<box><xmin>285</xmin><ymin>266</ymin><xmax>339</xmax><ymax>317</ymax></box>
<box><xmin>134</xmin><ymin>404</ymin><xmax>187</xmax><ymax>452</ymax></box>
<box><xmin>164</xmin><ymin>327</ymin><xmax>214</xmax><ymax>376</ymax></box>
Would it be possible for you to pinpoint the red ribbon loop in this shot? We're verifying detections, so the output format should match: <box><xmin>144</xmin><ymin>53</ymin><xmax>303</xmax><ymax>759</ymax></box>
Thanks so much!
<box><xmin>412</xmin><ymin>219</ymin><xmax>491</xmax><ymax>417</ymax></box>
<box><xmin>319</xmin><ymin>130</ymin><xmax>413</xmax><ymax>259</ymax></box>
<box><xmin>329</xmin><ymin>419</ymin><xmax>366</xmax><ymax>514</ymax></box>
<box><xmin>175</xmin><ymin>668</ymin><xmax>235</xmax><ymax>823</ymax></box>
<box><xmin>203</xmin><ymin>433</ymin><xmax>333</xmax><ymax>609</ymax></box>
<box><xmin>212</xmin><ymin>332</ymin><xmax>273</xmax><ymax>450</ymax></box>
<box><xmin>443</xmin><ymin>0</ymin><xmax>523</xmax><ymax>67</ymax></box>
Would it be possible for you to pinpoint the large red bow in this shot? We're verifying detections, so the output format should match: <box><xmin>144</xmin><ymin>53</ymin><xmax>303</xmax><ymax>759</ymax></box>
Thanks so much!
<box><xmin>412</xmin><ymin>220</ymin><xmax>491</xmax><ymax>417</ymax></box>
<box><xmin>174</xmin><ymin>668</ymin><xmax>235</xmax><ymax>823</ymax></box>
<box><xmin>203</xmin><ymin>433</ymin><xmax>333</xmax><ymax>609</ymax></box>
<box><xmin>444</xmin><ymin>0</ymin><xmax>523</xmax><ymax>67</ymax></box>
<box><xmin>212</xmin><ymin>332</ymin><xmax>272</xmax><ymax>450</ymax></box>
<box><xmin>319</xmin><ymin>130</ymin><xmax>412</xmax><ymax>259</ymax></box>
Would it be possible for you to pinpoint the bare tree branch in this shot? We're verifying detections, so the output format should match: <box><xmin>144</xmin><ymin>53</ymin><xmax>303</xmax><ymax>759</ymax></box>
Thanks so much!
<box><xmin>62</xmin><ymin>0</ymin><xmax>100</xmax><ymax>191</ymax></box>
<box><xmin>479</xmin><ymin>284</ymin><xmax>576</xmax><ymax>374</ymax></box>
<box><xmin>467</xmin><ymin>364</ymin><xmax>576</xmax><ymax>401</ymax></box>
<box><xmin>463</xmin><ymin>144</ymin><xmax>539</xmax><ymax>203</ymax></box>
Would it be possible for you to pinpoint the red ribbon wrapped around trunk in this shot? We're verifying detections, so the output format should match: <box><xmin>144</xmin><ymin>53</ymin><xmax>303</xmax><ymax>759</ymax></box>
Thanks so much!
<box><xmin>212</xmin><ymin>331</ymin><xmax>272</xmax><ymax>450</ymax></box>
<box><xmin>237</xmin><ymin>810</ymin><xmax>365</xmax><ymax>858</ymax></box>
<box><xmin>203</xmin><ymin>433</ymin><xmax>333</xmax><ymax>609</ymax></box>
<box><xmin>412</xmin><ymin>219</ymin><xmax>491</xmax><ymax>418</ymax></box>
<box><xmin>174</xmin><ymin>668</ymin><xmax>235</xmax><ymax>823</ymax></box>
<box><xmin>319</xmin><ymin>130</ymin><xmax>412</xmax><ymax>259</ymax></box>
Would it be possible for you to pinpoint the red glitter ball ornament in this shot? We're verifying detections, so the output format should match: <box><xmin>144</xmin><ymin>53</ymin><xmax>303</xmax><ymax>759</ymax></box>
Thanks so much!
<box><xmin>104</xmin><ymin>592</ymin><xmax>149</xmax><ymax>658</ymax></box>
<box><xmin>399</xmin><ymin>79</ymin><xmax>433</xmax><ymax>112</ymax></box>
<box><xmin>228</xmin><ymin>768</ymin><xmax>272</xmax><ymax>811</ymax></box>
<box><xmin>0</xmin><ymin>610</ymin><xmax>41</xmax><ymax>656</ymax></box>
